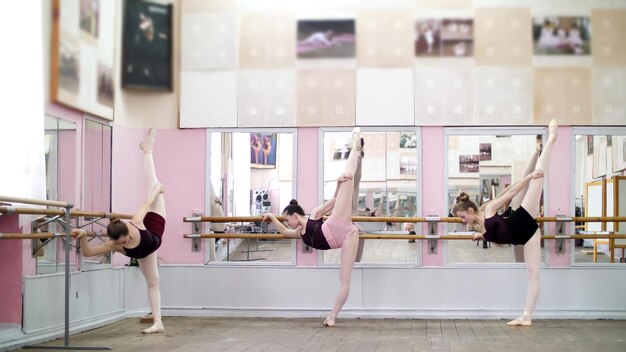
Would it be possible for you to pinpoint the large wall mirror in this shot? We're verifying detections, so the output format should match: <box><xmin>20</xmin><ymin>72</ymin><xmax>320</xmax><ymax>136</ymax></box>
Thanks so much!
<box><xmin>208</xmin><ymin>130</ymin><xmax>295</xmax><ymax>263</ymax></box>
<box><xmin>37</xmin><ymin>115</ymin><xmax>78</xmax><ymax>274</ymax></box>
<box><xmin>572</xmin><ymin>128</ymin><xmax>626</xmax><ymax>265</ymax></box>
<box><xmin>446</xmin><ymin>128</ymin><xmax>545</xmax><ymax>264</ymax></box>
<box><xmin>321</xmin><ymin>129</ymin><xmax>421</xmax><ymax>264</ymax></box>
<box><xmin>80</xmin><ymin>119</ymin><xmax>113</xmax><ymax>270</ymax></box>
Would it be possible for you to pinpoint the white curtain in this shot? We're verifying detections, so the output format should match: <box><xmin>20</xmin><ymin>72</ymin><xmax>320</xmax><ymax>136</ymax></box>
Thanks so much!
<box><xmin>0</xmin><ymin>2</ymin><xmax>46</xmax><ymax>207</ymax></box>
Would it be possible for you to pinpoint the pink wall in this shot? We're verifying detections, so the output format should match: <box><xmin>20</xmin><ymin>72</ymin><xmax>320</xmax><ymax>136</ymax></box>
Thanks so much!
<box><xmin>295</xmin><ymin>128</ymin><xmax>319</xmax><ymax>266</ymax></box>
<box><xmin>0</xmin><ymin>213</ymin><xmax>23</xmax><ymax>325</ymax></box>
<box><xmin>420</xmin><ymin>127</ymin><xmax>445</xmax><ymax>266</ymax></box>
<box><xmin>111</xmin><ymin>126</ymin><xmax>206</xmax><ymax>265</ymax></box>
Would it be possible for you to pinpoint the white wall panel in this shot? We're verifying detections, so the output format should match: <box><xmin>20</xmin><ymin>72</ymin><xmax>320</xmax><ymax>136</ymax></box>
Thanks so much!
<box><xmin>180</xmin><ymin>70</ymin><xmax>238</xmax><ymax>128</ymax></box>
<box><xmin>356</xmin><ymin>68</ymin><xmax>415</xmax><ymax>126</ymax></box>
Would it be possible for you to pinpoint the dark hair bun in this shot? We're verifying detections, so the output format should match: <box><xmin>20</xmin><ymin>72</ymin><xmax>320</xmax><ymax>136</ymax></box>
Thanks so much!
<box><xmin>289</xmin><ymin>199</ymin><xmax>299</xmax><ymax>206</ymax></box>
<box><xmin>110</xmin><ymin>218</ymin><xmax>120</xmax><ymax>223</ymax></box>
<box><xmin>457</xmin><ymin>192</ymin><xmax>470</xmax><ymax>202</ymax></box>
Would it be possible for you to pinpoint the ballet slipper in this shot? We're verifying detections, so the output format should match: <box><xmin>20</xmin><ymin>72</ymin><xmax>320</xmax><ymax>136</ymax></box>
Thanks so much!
<box><xmin>352</xmin><ymin>127</ymin><xmax>361</xmax><ymax>151</ymax></box>
<box><xmin>140</xmin><ymin>127</ymin><xmax>157</xmax><ymax>152</ymax></box>
<box><xmin>506</xmin><ymin>318</ymin><xmax>531</xmax><ymax>326</ymax></box>
<box><xmin>548</xmin><ymin>119</ymin><xmax>558</xmax><ymax>141</ymax></box>
<box><xmin>323</xmin><ymin>315</ymin><xmax>336</xmax><ymax>327</ymax></box>
<box><xmin>142</xmin><ymin>322</ymin><xmax>165</xmax><ymax>334</ymax></box>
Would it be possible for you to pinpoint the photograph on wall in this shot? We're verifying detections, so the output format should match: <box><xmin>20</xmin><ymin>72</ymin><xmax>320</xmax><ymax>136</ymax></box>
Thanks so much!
<box><xmin>400</xmin><ymin>132</ymin><xmax>417</xmax><ymax>148</ymax></box>
<box><xmin>79</xmin><ymin>0</ymin><xmax>99</xmax><ymax>38</ymax></box>
<box><xmin>532</xmin><ymin>17</ymin><xmax>591</xmax><ymax>55</ymax></box>
<box><xmin>251</xmin><ymin>133</ymin><xmax>277</xmax><ymax>168</ymax></box>
<box><xmin>592</xmin><ymin>136</ymin><xmax>607</xmax><ymax>179</ymax></box>
<box><xmin>97</xmin><ymin>62</ymin><xmax>114</xmax><ymax>108</ymax></box>
<box><xmin>415</xmin><ymin>18</ymin><xmax>473</xmax><ymax>57</ymax></box>
<box><xmin>51</xmin><ymin>0</ymin><xmax>115</xmax><ymax>120</ymax></box>
<box><xmin>479</xmin><ymin>143</ymin><xmax>492</xmax><ymax>161</ymax></box>
<box><xmin>459</xmin><ymin>155</ymin><xmax>479</xmax><ymax>173</ymax></box>
<box><xmin>400</xmin><ymin>157</ymin><xmax>417</xmax><ymax>175</ymax></box>
<box><xmin>122</xmin><ymin>0</ymin><xmax>173</xmax><ymax>91</ymax></box>
<box><xmin>612</xmin><ymin>135</ymin><xmax>626</xmax><ymax>173</ymax></box>
<box><xmin>297</xmin><ymin>19</ymin><xmax>355</xmax><ymax>59</ymax></box>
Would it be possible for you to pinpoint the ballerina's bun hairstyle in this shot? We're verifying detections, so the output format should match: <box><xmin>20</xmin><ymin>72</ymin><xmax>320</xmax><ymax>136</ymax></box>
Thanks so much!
<box><xmin>451</xmin><ymin>192</ymin><xmax>479</xmax><ymax>215</ymax></box>
<box><xmin>282</xmin><ymin>199</ymin><xmax>305</xmax><ymax>216</ymax></box>
<box><xmin>107</xmin><ymin>218</ymin><xmax>129</xmax><ymax>240</ymax></box>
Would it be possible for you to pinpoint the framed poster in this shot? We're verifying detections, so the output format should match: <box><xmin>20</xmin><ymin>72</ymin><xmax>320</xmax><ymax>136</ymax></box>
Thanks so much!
<box><xmin>459</xmin><ymin>155</ymin><xmax>479</xmax><ymax>173</ymax></box>
<box><xmin>250</xmin><ymin>133</ymin><xmax>277</xmax><ymax>169</ymax></box>
<box><xmin>415</xmin><ymin>18</ymin><xmax>473</xmax><ymax>57</ymax></box>
<box><xmin>297</xmin><ymin>19</ymin><xmax>355</xmax><ymax>59</ymax></box>
<box><xmin>122</xmin><ymin>0</ymin><xmax>173</xmax><ymax>91</ymax></box>
<box><xmin>51</xmin><ymin>0</ymin><xmax>116</xmax><ymax>120</ymax></box>
<box><xmin>532</xmin><ymin>16</ymin><xmax>591</xmax><ymax>55</ymax></box>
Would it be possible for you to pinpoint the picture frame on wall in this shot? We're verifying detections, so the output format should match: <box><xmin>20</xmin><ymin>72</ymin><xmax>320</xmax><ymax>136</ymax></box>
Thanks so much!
<box><xmin>459</xmin><ymin>155</ymin><xmax>479</xmax><ymax>173</ymax></box>
<box><xmin>297</xmin><ymin>19</ymin><xmax>355</xmax><ymax>59</ymax></box>
<box><xmin>479</xmin><ymin>143</ymin><xmax>491</xmax><ymax>161</ymax></box>
<box><xmin>51</xmin><ymin>0</ymin><xmax>116</xmax><ymax>120</ymax></box>
<box><xmin>415</xmin><ymin>18</ymin><xmax>473</xmax><ymax>57</ymax></box>
<box><xmin>122</xmin><ymin>0</ymin><xmax>173</xmax><ymax>91</ymax></box>
<box><xmin>612</xmin><ymin>135</ymin><xmax>626</xmax><ymax>173</ymax></box>
<box><xmin>592</xmin><ymin>136</ymin><xmax>607</xmax><ymax>179</ymax></box>
<box><xmin>532</xmin><ymin>16</ymin><xmax>591</xmax><ymax>56</ymax></box>
<box><xmin>250</xmin><ymin>133</ymin><xmax>277</xmax><ymax>169</ymax></box>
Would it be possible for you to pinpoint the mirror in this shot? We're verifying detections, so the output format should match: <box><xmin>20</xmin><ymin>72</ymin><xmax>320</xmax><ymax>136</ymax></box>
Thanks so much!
<box><xmin>322</xmin><ymin>130</ymin><xmax>420</xmax><ymax>264</ymax></box>
<box><xmin>80</xmin><ymin>119</ymin><xmax>113</xmax><ymax>269</ymax></box>
<box><xmin>447</xmin><ymin>131</ymin><xmax>545</xmax><ymax>264</ymax></box>
<box><xmin>572</xmin><ymin>130</ymin><xmax>626</xmax><ymax>264</ymax></box>
<box><xmin>37</xmin><ymin>115</ymin><xmax>78</xmax><ymax>274</ymax></box>
<box><xmin>208</xmin><ymin>131</ymin><xmax>295</xmax><ymax>263</ymax></box>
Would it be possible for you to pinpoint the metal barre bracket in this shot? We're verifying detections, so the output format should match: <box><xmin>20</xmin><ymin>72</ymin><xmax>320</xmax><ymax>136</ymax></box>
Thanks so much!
<box><xmin>427</xmin><ymin>215</ymin><xmax>438</xmax><ymax>254</ymax></box>
<box><xmin>191</xmin><ymin>212</ymin><xmax>202</xmax><ymax>252</ymax></box>
<box><xmin>186</xmin><ymin>216</ymin><xmax>202</xmax><ymax>222</ymax></box>
<box><xmin>555</xmin><ymin>214</ymin><xmax>567</xmax><ymax>255</ymax></box>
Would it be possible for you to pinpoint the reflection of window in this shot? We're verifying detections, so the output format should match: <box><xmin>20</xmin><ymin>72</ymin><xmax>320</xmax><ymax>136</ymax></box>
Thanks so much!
<box><xmin>323</xmin><ymin>129</ymin><xmax>420</xmax><ymax>264</ymax></box>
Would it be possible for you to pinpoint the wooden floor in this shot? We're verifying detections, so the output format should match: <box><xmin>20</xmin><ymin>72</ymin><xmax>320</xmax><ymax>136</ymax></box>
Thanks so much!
<box><xmin>16</xmin><ymin>317</ymin><xmax>626</xmax><ymax>352</ymax></box>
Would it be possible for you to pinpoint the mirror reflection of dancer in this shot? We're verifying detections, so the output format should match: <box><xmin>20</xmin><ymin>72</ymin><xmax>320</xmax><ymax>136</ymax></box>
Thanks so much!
<box><xmin>73</xmin><ymin>127</ymin><xmax>166</xmax><ymax>334</ymax></box>
<box><xmin>263</xmin><ymin>127</ymin><xmax>363</xmax><ymax>327</ymax></box>
<box><xmin>351</xmin><ymin>137</ymin><xmax>366</xmax><ymax>261</ymax></box>
<box><xmin>451</xmin><ymin>119</ymin><xmax>558</xmax><ymax>326</ymax></box>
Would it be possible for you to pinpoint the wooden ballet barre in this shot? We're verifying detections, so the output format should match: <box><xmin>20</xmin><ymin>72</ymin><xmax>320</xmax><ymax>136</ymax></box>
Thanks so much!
<box><xmin>537</xmin><ymin>216</ymin><xmax>626</xmax><ymax>222</ymax></box>
<box><xmin>0</xmin><ymin>195</ymin><xmax>69</xmax><ymax>208</ymax></box>
<box><xmin>0</xmin><ymin>232</ymin><xmax>105</xmax><ymax>240</ymax></box>
<box><xmin>0</xmin><ymin>206</ymin><xmax>132</xmax><ymax>219</ymax></box>
<box><xmin>184</xmin><ymin>232</ymin><xmax>626</xmax><ymax>241</ymax></box>
<box><xmin>0</xmin><ymin>232</ymin><xmax>56</xmax><ymax>239</ymax></box>
<box><xmin>183</xmin><ymin>215</ymin><xmax>463</xmax><ymax>223</ymax></box>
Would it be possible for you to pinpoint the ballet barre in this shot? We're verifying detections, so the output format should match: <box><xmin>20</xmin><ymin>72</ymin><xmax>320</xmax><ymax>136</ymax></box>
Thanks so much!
<box><xmin>0</xmin><ymin>195</ymin><xmax>111</xmax><ymax>350</ymax></box>
<box><xmin>0</xmin><ymin>206</ymin><xmax>132</xmax><ymax>219</ymax></box>
<box><xmin>183</xmin><ymin>232</ymin><xmax>626</xmax><ymax>241</ymax></box>
<box><xmin>183</xmin><ymin>215</ymin><xmax>626</xmax><ymax>224</ymax></box>
<box><xmin>0</xmin><ymin>232</ymin><xmax>104</xmax><ymax>240</ymax></box>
